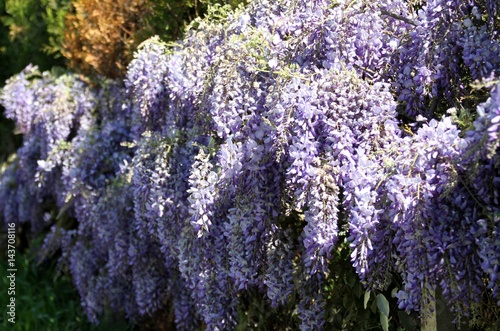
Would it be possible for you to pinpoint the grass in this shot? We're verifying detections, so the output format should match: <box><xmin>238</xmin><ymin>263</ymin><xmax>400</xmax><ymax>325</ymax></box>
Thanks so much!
<box><xmin>0</xmin><ymin>247</ymin><xmax>134</xmax><ymax>331</ymax></box>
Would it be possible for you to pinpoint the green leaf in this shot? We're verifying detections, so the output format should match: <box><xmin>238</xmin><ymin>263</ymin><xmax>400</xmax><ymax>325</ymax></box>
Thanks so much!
<box><xmin>376</xmin><ymin>293</ymin><xmax>390</xmax><ymax>317</ymax></box>
<box><xmin>345</xmin><ymin>272</ymin><xmax>356</xmax><ymax>288</ymax></box>
<box><xmin>364</xmin><ymin>290</ymin><xmax>371</xmax><ymax>309</ymax></box>
<box><xmin>391</xmin><ymin>287</ymin><xmax>399</xmax><ymax>298</ymax></box>
<box><xmin>353</xmin><ymin>282</ymin><xmax>363</xmax><ymax>298</ymax></box>
<box><xmin>380</xmin><ymin>313</ymin><xmax>389</xmax><ymax>331</ymax></box>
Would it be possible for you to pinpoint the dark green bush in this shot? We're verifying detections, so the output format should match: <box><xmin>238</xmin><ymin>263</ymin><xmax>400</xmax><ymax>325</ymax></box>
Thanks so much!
<box><xmin>0</xmin><ymin>243</ymin><xmax>134</xmax><ymax>330</ymax></box>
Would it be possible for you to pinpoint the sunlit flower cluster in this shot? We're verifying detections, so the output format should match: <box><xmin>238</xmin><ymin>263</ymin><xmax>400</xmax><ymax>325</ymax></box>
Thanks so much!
<box><xmin>1</xmin><ymin>0</ymin><xmax>499</xmax><ymax>329</ymax></box>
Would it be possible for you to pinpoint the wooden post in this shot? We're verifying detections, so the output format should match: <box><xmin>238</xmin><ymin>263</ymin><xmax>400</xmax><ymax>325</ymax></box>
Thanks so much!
<box><xmin>421</xmin><ymin>282</ymin><xmax>437</xmax><ymax>331</ymax></box>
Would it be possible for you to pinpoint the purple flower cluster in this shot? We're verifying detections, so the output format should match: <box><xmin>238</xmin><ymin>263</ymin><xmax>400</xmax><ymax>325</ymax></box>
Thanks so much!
<box><xmin>0</xmin><ymin>66</ymin><xmax>96</xmax><ymax>230</ymax></box>
<box><xmin>1</xmin><ymin>0</ymin><xmax>500</xmax><ymax>329</ymax></box>
<box><xmin>390</xmin><ymin>0</ymin><xmax>500</xmax><ymax>118</ymax></box>
<box><xmin>459</xmin><ymin>84</ymin><xmax>500</xmax><ymax>303</ymax></box>
<box><xmin>125</xmin><ymin>37</ymin><xmax>170</xmax><ymax>137</ymax></box>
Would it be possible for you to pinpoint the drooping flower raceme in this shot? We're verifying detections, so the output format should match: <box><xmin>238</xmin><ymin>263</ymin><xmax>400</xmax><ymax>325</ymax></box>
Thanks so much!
<box><xmin>1</xmin><ymin>0</ymin><xmax>500</xmax><ymax>329</ymax></box>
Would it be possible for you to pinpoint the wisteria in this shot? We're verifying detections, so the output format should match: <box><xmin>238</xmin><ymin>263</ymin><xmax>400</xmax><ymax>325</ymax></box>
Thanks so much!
<box><xmin>389</xmin><ymin>0</ymin><xmax>500</xmax><ymax>118</ymax></box>
<box><xmin>1</xmin><ymin>0</ymin><xmax>500</xmax><ymax>329</ymax></box>
<box><xmin>0</xmin><ymin>66</ymin><xmax>96</xmax><ymax>230</ymax></box>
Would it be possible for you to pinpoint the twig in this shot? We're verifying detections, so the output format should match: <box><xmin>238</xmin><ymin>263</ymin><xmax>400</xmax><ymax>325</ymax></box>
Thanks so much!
<box><xmin>380</xmin><ymin>9</ymin><xmax>418</xmax><ymax>26</ymax></box>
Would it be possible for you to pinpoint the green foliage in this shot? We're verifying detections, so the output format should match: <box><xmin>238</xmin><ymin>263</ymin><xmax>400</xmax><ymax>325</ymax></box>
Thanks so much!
<box><xmin>235</xmin><ymin>288</ymin><xmax>300</xmax><ymax>330</ymax></box>
<box><xmin>145</xmin><ymin>0</ymin><xmax>248</xmax><ymax>42</ymax></box>
<box><xmin>322</xmin><ymin>238</ymin><xmax>383</xmax><ymax>330</ymax></box>
<box><xmin>0</xmin><ymin>0</ymin><xmax>246</xmax><ymax>80</ymax></box>
<box><xmin>0</xmin><ymin>111</ymin><xmax>20</xmax><ymax>164</ymax></box>
<box><xmin>0</xmin><ymin>244</ymin><xmax>134</xmax><ymax>330</ymax></box>
<box><xmin>377</xmin><ymin>294</ymin><xmax>390</xmax><ymax>331</ymax></box>
<box><xmin>470</xmin><ymin>288</ymin><xmax>500</xmax><ymax>331</ymax></box>
<box><xmin>322</xmin><ymin>236</ymin><xmax>405</xmax><ymax>331</ymax></box>
<box><xmin>40</xmin><ymin>0</ymin><xmax>71</xmax><ymax>57</ymax></box>
<box><xmin>233</xmin><ymin>213</ymin><xmax>420</xmax><ymax>331</ymax></box>
<box><xmin>0</xmin><ymin>0</ymin><xmax>69</xmax><ymax>83</ymax></box>
<box><xmin>0</xmin><ymin>0</ymin><xmax>70</xmax><ymax>164</ymax></box>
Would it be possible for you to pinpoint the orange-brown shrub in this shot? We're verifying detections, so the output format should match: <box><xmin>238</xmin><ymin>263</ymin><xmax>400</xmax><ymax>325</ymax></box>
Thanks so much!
<box><xmin>62</xmin><ymin>0</ymin><xmax>248</xmax><ymax>79</ymax></box>
<box><xmin>62</xmin><ymin>0</ymin><xmax>150</xmax><ymax>78</ymax></box>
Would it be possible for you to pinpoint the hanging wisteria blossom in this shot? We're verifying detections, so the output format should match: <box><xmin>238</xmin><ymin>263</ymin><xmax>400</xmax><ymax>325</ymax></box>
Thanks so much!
<box><xmin>1</xmin><ymin>0</ymin><xmax>499</xmax><ymax>329</ymax></box>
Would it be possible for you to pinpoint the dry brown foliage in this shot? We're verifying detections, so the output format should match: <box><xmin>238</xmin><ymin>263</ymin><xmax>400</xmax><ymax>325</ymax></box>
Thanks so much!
<box><xmin>62</xmin><ymin>0</ymin><xmax>151</xmax><ymax>78</ymax></box>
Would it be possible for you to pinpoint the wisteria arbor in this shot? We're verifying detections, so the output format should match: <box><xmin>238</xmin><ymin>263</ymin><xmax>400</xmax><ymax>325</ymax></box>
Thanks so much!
<box><xmin>1</xmin><ymin>0</ymin><xmax>499</xmax><ymax>330</ymax></box>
